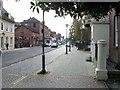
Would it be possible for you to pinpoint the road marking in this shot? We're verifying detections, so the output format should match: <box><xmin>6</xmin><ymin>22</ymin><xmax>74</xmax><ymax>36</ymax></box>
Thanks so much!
<box><xmin>13</xmin><ymin>76</ymin><xmax>27</xmax><ymax>85</ymax></box>
<box><xmin>10</xmin><ymin>76</ymin><xmax>27</xmax><ymax>88</ymax></box>
<box><xmin>8</xmin><ymin>73</ymin><xmax>19</xmax><ymax>76</ymax></box>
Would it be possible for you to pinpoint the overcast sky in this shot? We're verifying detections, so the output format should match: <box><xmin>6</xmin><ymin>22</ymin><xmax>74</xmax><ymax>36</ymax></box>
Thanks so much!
<box><xmin>3</xmin><ymin>0</ymin><xmax>73</xmax><ymax>37</ymax></box>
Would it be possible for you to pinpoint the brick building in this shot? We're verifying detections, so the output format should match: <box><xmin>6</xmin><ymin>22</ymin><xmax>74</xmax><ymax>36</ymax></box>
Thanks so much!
<box><xmin>21</xmin><ymin>17</ymin><xmax>42</xmax><ymax>45</ymax></box>
<box><xmin>50</xmin><ymin>31</ymin><xmax>56</xmax><ymax>38</ymax></box>
<box><xmin>15</xmin><ymin>17</ymin><xmax>52</xmax><ymax>47</ymax></box>
<box><xmin>44</xmin><ymin>26</ymin><xmax>51</xmax><ymax>44</ymax></box>
<box><xmin>15</xmin><ymin>25</ymin><xmax>39</xmax><ymax>48</ymax></box>
<box><xmin>50</xmin><ymin>31</ymin><xmax>57</xmax><ymax>43</ymax></box>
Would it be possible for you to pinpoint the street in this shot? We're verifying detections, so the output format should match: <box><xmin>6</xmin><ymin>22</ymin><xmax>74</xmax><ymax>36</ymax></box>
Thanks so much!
<box><xmin>2</xmin><ymin>46</ymin><xmax>108</xmax><ymax>88</ymax></box>
<box><xmin>2</xmin><ymin>45</ymin><xmax>66</xmax><ymax>88</ymax></box>
<box><xmin>2</xmin><ymin>46</ymin><xmax>59</xmax><ymax>67</ymax></box>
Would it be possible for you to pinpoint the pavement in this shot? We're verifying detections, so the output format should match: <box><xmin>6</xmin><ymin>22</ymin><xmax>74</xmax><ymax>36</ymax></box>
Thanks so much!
<box><xmin>2</xmin><ymin>46</ymin><xmax>109</xmax><ymax>89</ymax></box>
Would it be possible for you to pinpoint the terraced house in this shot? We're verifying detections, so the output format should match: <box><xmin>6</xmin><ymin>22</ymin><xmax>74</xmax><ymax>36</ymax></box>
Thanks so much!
<box><xmin>0</xmin><ymin>7</ymin><xmax>15</xmax><ymax>50</ymax></box>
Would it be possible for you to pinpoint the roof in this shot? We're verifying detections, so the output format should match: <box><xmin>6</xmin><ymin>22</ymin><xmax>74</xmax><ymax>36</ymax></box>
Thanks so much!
<box><xmin>1</xmin><ymin>8</ymin><xmax>15</xmax><ymax>23</ymax></box>
<box><xmin>23</xmin><ymin>17</ymin><xmax>40</xmax><ymax>23</ymax></box>
<box><xmin>16</xmin><ymin>25</ymin><xmax>39</xmax><ymax>34</ymax></box>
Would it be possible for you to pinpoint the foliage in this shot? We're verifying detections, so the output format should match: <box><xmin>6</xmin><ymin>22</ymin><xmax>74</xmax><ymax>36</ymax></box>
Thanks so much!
<box><xmin>72</xmin><ymin>19</ymin><xmax>82</xmax><ymax>41</ymax></box>
<box><xmin>30</xmin><ymin>1</ymin><xmax>120</xmax><ymax>19</ymax></box>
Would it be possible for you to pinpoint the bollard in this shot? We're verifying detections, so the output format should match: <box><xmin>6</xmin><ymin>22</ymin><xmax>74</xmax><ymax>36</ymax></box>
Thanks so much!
<box><xmin>95</xmin><ymin>40</ymin><xmax>108</xmax><ymax>80</ymax></box>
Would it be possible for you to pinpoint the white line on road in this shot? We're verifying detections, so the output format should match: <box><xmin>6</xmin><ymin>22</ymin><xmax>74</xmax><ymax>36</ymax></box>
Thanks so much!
<box><xmin>8</xmin><ymin>73</ymin><xmax>19</xmax><ymax>77</ymax></box>
<box><xmin>13</xmin><ymin>76</ymin><xmax>27</xmax><ymax>85</ymax></box>
<box><xmin>10</xmin><ymin>76</ymin><xmax>27</xmax><ymax>88</ymax></box>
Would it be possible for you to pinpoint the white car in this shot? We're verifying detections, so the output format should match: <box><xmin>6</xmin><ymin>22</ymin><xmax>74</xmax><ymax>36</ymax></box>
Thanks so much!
<box><xmin>51</xmin><ymin>43</ymin><xmax>58</xmax><ymax>48</ymax></box>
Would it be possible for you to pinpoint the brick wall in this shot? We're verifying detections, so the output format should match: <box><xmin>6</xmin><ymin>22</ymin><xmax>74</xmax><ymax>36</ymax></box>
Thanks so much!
<box><xmin>15</xmin><ymin>26</ymin><xmax>38</xmax><ymax>48</ymax></box>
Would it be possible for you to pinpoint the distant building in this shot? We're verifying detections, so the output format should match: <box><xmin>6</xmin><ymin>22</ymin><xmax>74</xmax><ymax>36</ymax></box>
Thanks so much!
<box><xmin>15</xmin><ymin>25</ymin><xmax>39</xmax><ymax>48</ymax></box>
<box><xmin>21</xmin><ymin>17</ymin><xmax>42</xmax><ymax>45</ymax></box>
<box><xmin>57</xmin><ymin>33</ymin><xmax>61</xmax><ymax>41</ymax></box>
<box><xmin>0</xmin><ymin>7</ymin><xmax>15</xmax><ymax>50</ymax></box>
<box><xmin>50</xmin><ymin>31</ymin><xmax>57</xmax><ymax>43</ymax></box>
<box><xmin>44</xmin><ymin>26</ymin><xmax>51</xmax><ymax>44</ymax></box>
<box><xmin>15</xmin><ymin>17</ymin><xmax>52</xmax><ymax>47</ymax></box>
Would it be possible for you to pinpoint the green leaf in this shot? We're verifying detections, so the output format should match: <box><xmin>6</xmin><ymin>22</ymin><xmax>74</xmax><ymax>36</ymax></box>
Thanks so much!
<box><xmin>30</xmin><ymin>2</ymin><xmax>35</xmax><ymax>6</ymax></box>
<box><xmin>37</xmin><ymin>7</ymin><xmax>39</xmax><ymax>13</ymax></box>
<box><xmin>54</xmin><ymin>15</ymin><xmax>58</xmax><ymax>18</ymax></box>
<box><xmin>33</xmin><ymin>7</ymin><xmax>35</xmax><ymax>12</ymax></box>
<box><xmin>30</xmin><ymin>6</ymin><xmax>33</xmax><ymax>9</ymax></box>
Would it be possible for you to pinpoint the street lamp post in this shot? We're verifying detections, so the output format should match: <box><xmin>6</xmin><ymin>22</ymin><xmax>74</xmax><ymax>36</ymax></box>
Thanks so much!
<box><xmin>38</xmin><ymin>10</ymin><xmax>47</xmax><ymax>74</ymax></box>
<box><xmin>65</xmin><ymin>24</ymin><xmax>68</xmax><ymax>54</ymax></box>
<box><xmin>69</xmin><ymin>28</ymin><xmax>71</xmax><ymax>52</ymax></box>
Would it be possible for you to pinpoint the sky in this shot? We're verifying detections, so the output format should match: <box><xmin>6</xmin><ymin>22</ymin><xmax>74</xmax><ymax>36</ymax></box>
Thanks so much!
<box><xmin>3</xmin><ymin>0</ymin><xmax>73</xmax><ymax>37</ymax></box>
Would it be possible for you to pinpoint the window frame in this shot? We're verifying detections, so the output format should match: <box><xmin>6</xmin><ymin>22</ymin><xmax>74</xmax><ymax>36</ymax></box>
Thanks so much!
<box><xmin>10</xmin><ymin>37</ymin><xmax>13</xmax><ymax>44</ymax></box>
<box><xmin>33</xmin><ymin>23</ymin><xmax>36</xmax><ymax>27</ymax></box>
<box><xmin>6</xmin><ymin>24</ymin><xmax>8</xmax><ymax>31</ymax></box>
<box><xmin>114</xmin><ymin>15</ymin><xmax>119</xmax><ymax>48</ymax></box>
<box><xmin>6</xmin><ymin>37</ymin><xmax>9</xmax><ymax>44</ymax></box>
<box><xmin>1</xmin><ymin>22</ymin><xmax>3</xmax><ymax>30</ymax></box>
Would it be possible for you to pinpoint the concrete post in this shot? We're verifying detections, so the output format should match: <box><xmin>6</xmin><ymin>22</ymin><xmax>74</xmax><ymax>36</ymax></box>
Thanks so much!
<box><xmin>95</xmin><ymin>40</ymin><xmax>108</xmax><ymax>80</ymax></box>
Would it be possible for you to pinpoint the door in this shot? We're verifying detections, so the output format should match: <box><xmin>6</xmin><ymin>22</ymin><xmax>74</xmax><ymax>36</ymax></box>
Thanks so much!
<box><xmin>1</xmin><ymin>37</ymin><xmax>4</xmax><ymax>50</ymax></box>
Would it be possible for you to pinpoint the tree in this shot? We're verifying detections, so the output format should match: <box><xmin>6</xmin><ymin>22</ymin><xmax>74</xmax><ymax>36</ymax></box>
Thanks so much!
<box><xmin>72</xmin><ymin>19</ymin><xmax>82</xmax><ymax>42</ymax></box>
<box><xmin>30</xmin><ymin>2</ymin><xmax>120</xmax><ymax>20</ymax></box>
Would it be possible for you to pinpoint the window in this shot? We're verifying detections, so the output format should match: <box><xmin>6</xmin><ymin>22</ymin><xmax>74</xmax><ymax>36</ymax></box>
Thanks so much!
<box><xmin>114</xmin><ymin>15</ymin><xmax>119</xmax><ymax>47</ymax></box>
<box><xmin>0</xmin><ymin>10</ymin><xmax>1</xmax><ymax>16</ymax></box>
<box><xmin>1</xmin><ymin>22</ymin><xmax>3</xmax><ymax>30</ymax></box>
<box><xmin>6</xmin><ymin>24</ymin><xmax>8</xmax><ymax>31</ymax></box>
<box><xmin>10</xmin><ymin>25</ymin><xmax>13</xmax><ymax>32</ymax></box>
<box><xmin>6</xmin><ymin>37</ymin><xmax>8</xmax><ymax>43</ymax></box>
<box><xmin>10</xmin><ymin>37</ymin><xmax>13</xmax><ymax>44</ymax></box>
<box><xmin>33</xmin><ymin>23</ymin><xmax>36</xmax><ymax>27</ymax></box>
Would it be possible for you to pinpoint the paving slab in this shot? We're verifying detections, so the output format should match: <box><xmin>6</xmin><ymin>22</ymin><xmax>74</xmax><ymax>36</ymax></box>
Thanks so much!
<box><xmin>2</xmin><ymin>46</ymin><xmax>108</xmax><ymax>89</ymax></box>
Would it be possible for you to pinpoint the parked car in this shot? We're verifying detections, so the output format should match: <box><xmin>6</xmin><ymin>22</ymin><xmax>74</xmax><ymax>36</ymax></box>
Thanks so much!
<box><xmin>44</xmin><ymin>43</ymin><xmax>49</xmax><ymax>47</ymax></box>
<box><xmin>48</xmin><ymin>42</ymin><xmax>52</xmax><ymax>47</ymax></box>
<box><xmin>51</xmin><ymin>43</ymin><xmax>58</xmax><ymax>48</ymax></box>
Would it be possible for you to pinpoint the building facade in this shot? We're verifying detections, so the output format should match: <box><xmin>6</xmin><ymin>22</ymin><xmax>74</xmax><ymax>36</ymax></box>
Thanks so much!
<box><xmin>109</xmin><ymin>8</ymin><xmax>120</xmax><ymax>69</ymax></box>
<box><xmin>15</xmin><ymin>17</ymin><xmax>52</xmax><ymax>47</ymax></box>
<box><xmin>0</xmin><ymin>8</ymin><xmax>15</xmax><ymax>50</ymax></box>
<box><xmin>21</xmin><ymin>17</ymin><xmax>42</xmax><ymax>45</ymax></box>
<box><xmin>44</xmin><ymin>26</ymin><xmax>51</xmax><ymax>44</ymax></box>
<box><xmin>15</xmin><ymin>25</ymin><xmax>39</xmax><ymax>48</ymax></box>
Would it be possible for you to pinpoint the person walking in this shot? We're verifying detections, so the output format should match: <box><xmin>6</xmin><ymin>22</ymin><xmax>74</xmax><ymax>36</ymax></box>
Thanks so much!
<box><xmin>6</xmin><ymin>43</ymin><xmax>9</xmax><ymax>50</ymax></box>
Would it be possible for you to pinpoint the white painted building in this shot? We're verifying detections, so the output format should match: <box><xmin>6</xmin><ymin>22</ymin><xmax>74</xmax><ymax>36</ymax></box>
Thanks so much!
<box><xmin>0</xmin><ymin>7</ymin><xmax>15</xmax><ymax>50</ymax></box>
<box><xmin>90</xmin><ymin>21</ymin><xmax>109</xmax><ymax>63</ymax></box>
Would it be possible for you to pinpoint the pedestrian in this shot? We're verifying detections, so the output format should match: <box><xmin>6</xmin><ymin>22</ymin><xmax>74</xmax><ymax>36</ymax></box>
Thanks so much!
<box><xmin>6</xmin><ymin>43</ymin><xmax>9</xmax><ymax>50</ymax></box>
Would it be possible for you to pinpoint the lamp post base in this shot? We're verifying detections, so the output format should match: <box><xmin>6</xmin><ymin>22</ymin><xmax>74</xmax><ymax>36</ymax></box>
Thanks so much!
<box><xmin>66</xmin><ymin>45</ymin><xmax>68</xmax><ymax>54</ymax></box>
<box><xmin>37</xmin><ymin>54</ymin><xmax>47</xmax><ymax>74</ymax></box>
<box><xmin>37</xmin><ymin>69</ymin><xmax>47</xmax><ymax>74</ymax></box>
